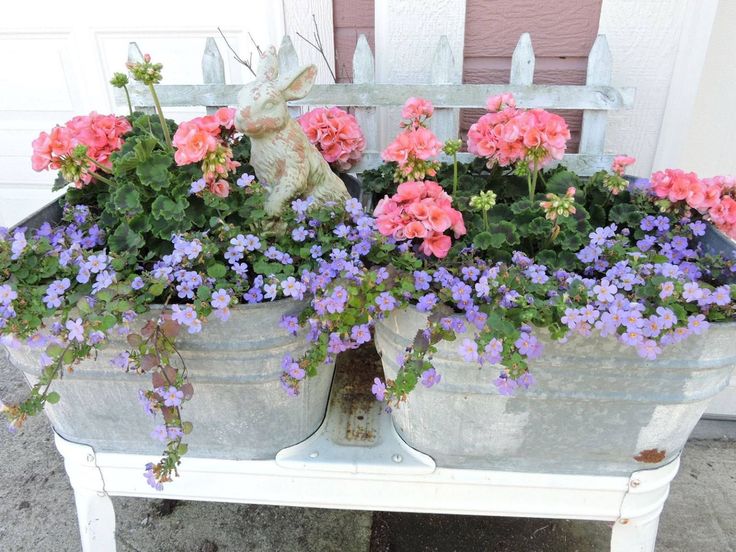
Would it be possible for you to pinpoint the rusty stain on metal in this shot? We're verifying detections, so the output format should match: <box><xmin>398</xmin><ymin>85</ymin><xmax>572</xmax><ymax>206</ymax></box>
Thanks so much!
<box><xmin>634</xmin><ymin>449</ymin><xmax>666</xmax><ymax>463</ymax></box>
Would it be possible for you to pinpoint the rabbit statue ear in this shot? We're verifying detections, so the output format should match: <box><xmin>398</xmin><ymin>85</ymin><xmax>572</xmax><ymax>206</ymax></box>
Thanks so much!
<box><xmin>279</xmin><ymin>64</ymin><xmax>317</xmax><ymax>101</ymax></box>
<box><xmin>257</xmin><ymin>46</ymin><xmax>279</xmax><ymax>81</ymax></box>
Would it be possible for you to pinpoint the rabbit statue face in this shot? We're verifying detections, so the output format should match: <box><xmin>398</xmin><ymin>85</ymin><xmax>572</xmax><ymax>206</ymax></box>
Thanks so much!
<box><xmin>235</xmin><ymin>47</ymin><xmax>317</xmax><ymax>137</ymax></box>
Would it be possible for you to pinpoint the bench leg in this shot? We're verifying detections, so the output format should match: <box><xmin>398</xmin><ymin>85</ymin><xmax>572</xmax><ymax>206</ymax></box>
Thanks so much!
<box><xmin>610</xmin><ymin>510</ymin><xmax>661</xmax><ymax>552</ymax></box>
<box><xmin>73</xmin><ymin>486</ymin><xmax>117</xmax><ymax>552</ymax></box>
<box><xmin>54</xmin><ymin>432</ymin><xmax>117</xmax><ymax>552</ymax></box>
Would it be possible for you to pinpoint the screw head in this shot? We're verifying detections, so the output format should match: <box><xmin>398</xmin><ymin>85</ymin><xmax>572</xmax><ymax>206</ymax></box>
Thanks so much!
<box><xmin>86</xmin><ymin>454</ymin><xmax>95</xmax><ymax>463</ymax></box>
<box><xmin>630</xmin><ymin>479</ymin><xmax>641</xmax><ymax>488</ymax></box>
<box><xmin>392</xmin><ymin>454</ymin><xmax>403</xmax><ymax>463</ymax></box>
<box><xmin>619</xmin><ymin>518</ymin><xmax>630</xmax><ymax>525</ymax></box>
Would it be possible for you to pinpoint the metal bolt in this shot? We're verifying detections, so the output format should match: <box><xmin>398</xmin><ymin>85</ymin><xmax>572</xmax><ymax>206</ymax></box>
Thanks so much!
<box><xmin>86</xmin><ymin>454</ymin><xmax>95</xmax><ymax>463</ymax></box>
<box><xmin>309</xmin><ymin>451</ymin><xmax>319</xmax><ymax>458</ymax></box>
<box><xmin>630</xmin><ymin>479</ymin><xmax>641</xmax><ymax>488</ymax></box>
<box><xmin>392</xmin><ymin>454</ymin><xmax>403</xmax><ymax>463</ymax></box>
<box><xmin>619</xmin><ymin>519</ymin><xmax>629</xmax><ymax>525</ymax></box>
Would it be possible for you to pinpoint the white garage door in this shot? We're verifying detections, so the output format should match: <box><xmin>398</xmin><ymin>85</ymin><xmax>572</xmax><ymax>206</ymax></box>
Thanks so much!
<box><xmin>0</xmin><ymin>0</ymin><xmax>288</xmax><ymax>227</ymax></box>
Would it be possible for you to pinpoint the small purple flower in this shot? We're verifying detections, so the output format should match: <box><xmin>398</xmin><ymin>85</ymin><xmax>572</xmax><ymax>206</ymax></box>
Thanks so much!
<box><xmin>310</xmin><ymin>245</ymin><xmax>323</xmax><ymax>259</ymax></box>
<box><xmin>659</xmin><ymin>281</ymin><xmax>675</xmax><ymax>300</ymax></box>
<box><xmin>494</xmin><ymin>374</ymin><xmax>518</xmax><ymax>396</ymax></box>
<box><xmin>689</xmin><ymin>220</ymin><xmax>706</xmax><ymax>236</ymax></box>
<box><xmin>375</xmin><ymin>292</ymin><xmax>397</xmax><ymax>312</ymax></box>
<box><xmin>416</xmin><ymin>293</ymin><xmax>437</xmax><ymax>312</ymax></box>
<box><xmin>189</xmin><ymin>178</ymin><xmax>206</xmax><ymax>194</ymax></box>
<box><xmin>687</xmin><ymin>314</ymin><xmax>709</xmax><ymax>335</ymax></box>
<box><xmin>413</xmin><ymin>271</ymin><xmax>431</xmax><ymax>291</ymax></box>
<box><xmin>0</xmin><ymin>285</ymin><xmax>17</xmax><ymax>306</ymax></box>
<box><xmin>236</xmin><ymin>173</ymin><xmax>255</xmax><ymax>188</ymax></box>
<box><xmin>243</xmin><ymin>234</ymin><xmax>261</xmax><ymax>252</ymax></box>
<box><xmin>150</xmin><ymin>425</ymin><xmax>168</xmax><ymax>442</ymax></box>
<box><xmin>280</xmin><ymin>315</ymin><xmax>300</xmax><ymax>336</ymax></box>
<box><xmin>371</xmin><ymin>377</ymin><xmax>387</xmax><ymax>401</ymax></box>
<box><xmin>517</xmin><ymin>372</ymin><xmax>536</xmax><ymax>390</ymax></box>
<box><xmin>375</xmin><ymin>267</ymin><xmax>390</xmax><ymax>284</ymax></box>
<box><xmin>291</xmin><ymin>227</ymin><xmax>308</xmax><ymax>242</ymax></box>
<box><xmin>66</xmin><ymin>318</ymin><xmax>84</xmax><ymax>342</ymax></box>
<box><xmin>458</xmin><ymin>338</ymin><xmax>479</xmax><ymax>362</ymax></box>
<box><xmin>211</xmin><ymin>289</ymin><xmax>231</xmax><ymax>310</ymax></box>
<box><xmin>350</xmin><ymin>323</ymin><xmax>371</xmax><ymax>345</ymax></box>
<box><xmin>420</xmin><ymin>368</ymin><xmax>441</xmax><ymax>388</ymax></box>
<box><xmin>144</xmin><ymin>463</ymin><xmax>163</xmax><ymax>491</ymax></box>
<box><xmin>682</xmin><ymin>282</ymin><xmax>703</xmax><ymax>302</ymax></box>
<box><xmin>636</xmin><ymin>339</ymin><xmax>661</xmax><ymax>360</ymax></box>
<box><xmin>160</xmin><ymin>386</ymin><xmax>184</xmax><ymax>408</ymax></box>
<box><xmin>593</xmin><ymin>278</ymin><xmax>617</xmax><ymax>303</ymax></box>
<box><xmin>131</xmin><ymin>276</ymin><xmax>145</xmax><ymax>290</ymax></box>
<box><xmin>110</xmin><ymin>351</ymin><xmax>130</xmax><ymax>370</ymax></box>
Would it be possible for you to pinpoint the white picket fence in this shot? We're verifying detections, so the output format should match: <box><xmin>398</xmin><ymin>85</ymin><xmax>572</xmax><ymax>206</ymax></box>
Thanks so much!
<box><xmin>121</xmin><ymin>33</ymin><xmax>635</xmax><ymax>176</ymax></box>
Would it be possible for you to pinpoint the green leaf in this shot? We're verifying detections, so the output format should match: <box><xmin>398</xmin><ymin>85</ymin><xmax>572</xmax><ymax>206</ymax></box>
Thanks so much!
<box><xmin>544</xmin><ymin>170</ymin><xmax>580</xmax><ymax>195</ymax></box>
<box><xmin>196</xmin><ymin>286</ymin><xmax>212</xmax><ymax>300</ymax></box>
<box><xmin>111</xmin><ymin>182</ymin><xmax>142</xmax><ymax>212</ymax></box>
<box><xmin>136</xmin><ymin>151</ymin><xmax>171</xmax><ymax>191</ymax></box>
<box><xmin>109</xmin><ymin>223</ymin><xmax>145</xmax><ymax>254</ymax></box>
<box><xmin>149</xmin><ymin>283</ymin><xmax>165</xmax><ymax>296</ymax></box>
<box><xmin>473</xmin><ymin>231</ymin><xmax>494</xmax><ymax>250</ymax></box>
<box><xmin>151</xmin><ymin>195</ymin><xmax>188</xmax><ymax>221</ymax></box>
<box><xmin>46</xmin><ymin>392</ymin><xmax>61</xmax><ymax>404</ymax></box>
<box><xmin>207</xmin><ymin>263</ymin><xmax>227</xmax><ymax>279</ymax></box>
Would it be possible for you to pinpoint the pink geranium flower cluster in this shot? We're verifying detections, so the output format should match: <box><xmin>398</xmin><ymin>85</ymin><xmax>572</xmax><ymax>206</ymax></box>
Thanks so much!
<box><xmin>32</xmin><ymin>113</ymin><xmax>132</xmax><ymax>187</ymax></box>
<box><xmin>172</xmin><ymin>107</ymin><xmax>239</xmax><ymax>198</ymax></box>
<box><xmin>382</xmin><ymin>98</ymin><xmax>442</xmax><ymax>182</ymax></box>
<box><xmin>373</xmin><ymin>180</ymin><xmax>466</xmax><ymax>258</ymax></box>
<box><xmin>612</xmin><ymin>155</ymin><xmax>635</xmax><ymax>176</ymax></box>
<box><xmin>651</xmin><ymin>169</ymin><xmax>736</xmax><ymax>238</ymax></box>
<box><xmin>467</xmin><ymin>93</ymin><xmax>570</xmax><ymax>170</ymax></box>
<box><xmin>298</xmin><ymin>107</ymin><xmax>366</xmax><ymax>172</ymax></box>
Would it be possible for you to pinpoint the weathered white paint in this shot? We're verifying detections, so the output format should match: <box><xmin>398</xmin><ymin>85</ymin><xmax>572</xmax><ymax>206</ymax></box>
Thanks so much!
<box><xmin>679</xmin><ymin>0</ymin><xmax>736</xmax><ymax>177</ymax></box>
<box><xmin>651</xmin><ymin>0</ymin><xmax>718</xmax><ymax>172</ymax></box>
<box><xmin>374</xmin><ymin>0</ymin><xmax>466</xmax><ymax>146</ymax></box>
<box><xmin>55</xmin><ymin>418</ymin><xmax>682</xmax><ymax>552</ymax></box>
<box><xmin>509</xmin><ymin>33</ymin><xmax>535</xmax><ymax>86</ymax></box>
<box><xmin>125</xmin><ymin>82</ymin><xmax>635</xmax><ymax>110</ymax></box>
<box><xmin>0</xmin><ymin>0</ymin><xmax>286</xmax><ymax>227</ymax></box>
<box><xmin>120</xmin><ymin>32</ymin><xmax>633</xmax><ymax>178</ymax></box>
<box><xmin>282</xmin><ymin>0</ymin><xmax>335</xmax><ymax>85</ymax></box>
<box><xmin>598</xmin><ymin>0</ymin><xmax>689</xmax><ymax>175</ymax></box>
<box><xmin>579</xmin><ymin>35</ymin><xmax>613</xmax><ymax>154</ymax></box>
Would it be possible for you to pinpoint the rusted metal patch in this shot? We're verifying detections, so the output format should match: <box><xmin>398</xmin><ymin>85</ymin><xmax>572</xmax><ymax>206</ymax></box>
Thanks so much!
<box><xmin>330</xmin><ymin>345</ymin><xmax>384</xmax><ymax>445</ymax></box>
<box><xmin>634</xmin><ymin>449</ymin><xmax>666</xmax><ymax>463</ymax></box>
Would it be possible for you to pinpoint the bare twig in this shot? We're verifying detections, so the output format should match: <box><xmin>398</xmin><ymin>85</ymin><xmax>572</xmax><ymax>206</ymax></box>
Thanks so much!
<box><xmin>248</xmin><ymin>32</ymin><xmax>263</xmax><ymax>56</ymax></box>
<box><xmin>217</xmin><ymin>27</ymin><xmax>256</xmax><ymax>77</ymax></box>
<box><xmin>296</xmin><ymin>14</ymin><xmax>337</xmax><ymax>83</ymax></box>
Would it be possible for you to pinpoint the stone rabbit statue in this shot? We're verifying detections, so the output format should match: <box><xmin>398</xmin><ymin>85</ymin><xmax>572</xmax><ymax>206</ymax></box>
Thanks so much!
<box><xmin>235</xmin><ymin>46</ymin><xmax>350</xmax><ymax>217</ymax></box>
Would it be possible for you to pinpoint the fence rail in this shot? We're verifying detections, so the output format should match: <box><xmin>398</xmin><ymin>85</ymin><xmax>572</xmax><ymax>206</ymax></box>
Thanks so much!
<box><xmin>118</xmin><ymin>33</ymin><xmax>635</xmax><ymax>176</ymax></box>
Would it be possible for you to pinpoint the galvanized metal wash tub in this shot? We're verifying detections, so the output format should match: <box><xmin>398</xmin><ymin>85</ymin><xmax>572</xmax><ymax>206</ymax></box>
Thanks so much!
<box><xmin>375</xmin><ymin>307</ymin><xmax>736</xmax><ymax>476</ymax></box>
<box><xmin>3</xmin><ymin>203</ymin><xmax>334</xmax><ymax>459</ymax></box>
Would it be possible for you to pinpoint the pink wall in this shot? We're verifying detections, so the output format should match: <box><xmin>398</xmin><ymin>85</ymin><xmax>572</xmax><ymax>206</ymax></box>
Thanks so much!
<box><xmin>333</xmin><ymin>0</ymin><xmax>375</xmax><ymax>83</ymax></box>
<box><xmin>463</xmin><ymin>0</ymin><xmax>603</xmax><ymax>150</ymax></box>
<box><xmin>331</xmin><ymin>0</ymin><xmax>603</xmax><ymax>149</ymax></box>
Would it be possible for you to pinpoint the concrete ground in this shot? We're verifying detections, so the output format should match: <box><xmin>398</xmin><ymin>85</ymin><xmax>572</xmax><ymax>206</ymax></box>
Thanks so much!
<box><xmin>1</xmin><ymin>354</ymin><xmax>735</xmax><ymax>551</ymax></box>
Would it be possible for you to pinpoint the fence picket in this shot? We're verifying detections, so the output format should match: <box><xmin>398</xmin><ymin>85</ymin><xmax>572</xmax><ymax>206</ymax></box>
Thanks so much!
<box><xmin>278</xmin><ymin>35</ymin><xmax>302</xmax><ymax>118</ymax></box>
<box><xmin>431</xmin><ymin>35</ymin><xmax>459</xmax><ymax>144</ymax></box>
<box><xmin>118</xmin><ymin>33</ymin><xmax>634</xmax><ymax>176</ymax></box>
<box><xmin>352</xmin><ymin>34</ymin><xmax>378</xmax><ymax>171</ymax></box>
<box><xmin>202</xmin><ymin>38</ymin><xmax>226</xmax><ymax>115</ymax></box>
<box><xmin>579</xmin><ymin>34</ymin><xmax>613</xmax><ymax>155</ymax></box>
<box><xmin>510</xmin><ymin>33</ymin><xmax>535</xmax><ymax>86</ymax></box>
<box><xmin>127</xmin><ymin>42</ymin><xmax>154</xmax><ymax>114</ymax></box>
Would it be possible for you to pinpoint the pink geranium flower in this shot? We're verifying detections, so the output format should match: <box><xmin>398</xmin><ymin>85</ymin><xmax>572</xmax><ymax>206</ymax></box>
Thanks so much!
<box><xmin>298</xmin><ymin>107</ymin><xmax>365</xmax><ymax>171</ymax></box>
<box><xmin>373</xmin><ymin>180</ymin><xmax>465</xmax><ymax>259</ymax></box>
<box><xmin>612</xmin><ymin>155</ymin><xmax>635</xmax><ymax>176</ymax></box>
<box><xmin>402</xmin><ymin>97</ymin><xmax>434</xmax><ymax>120</ymax></box>
<box><xmin>468</xmin><ymin>93</ymin><xmax>570</xmax><ymax>171</ymax></box>
<box><xmin>31</xmin><ymin>112</ymin><xmax>132</xmax><ymax>187</ymax></box>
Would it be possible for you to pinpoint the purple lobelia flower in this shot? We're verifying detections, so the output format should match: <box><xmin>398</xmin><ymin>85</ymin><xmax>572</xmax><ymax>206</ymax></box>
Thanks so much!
<box><xmin>371</xmin><ymin>378</ymin><xmax>387</xmax><ymax>401</ymax></box>
<box><xmin>420</xmin><ymin>368</ymin><xmax>441</xmax><ymax>388</ymax></box>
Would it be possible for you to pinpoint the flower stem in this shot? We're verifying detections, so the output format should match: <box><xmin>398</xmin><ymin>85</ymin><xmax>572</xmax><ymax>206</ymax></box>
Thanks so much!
<box><xmin>483</xmin><ymin>209</ymin><xmax>489</xmax><ymax>232</ymax></box>
<box><xmin>90</xmin><ymin>171</ymin><xmax>116</xmax><ymax>187</ymax></box>
<box><xmin>122</xmin><ymin>85</ymin><xmax>133</xmax><ymax>117</ymax></box>
<box><xmin>528</xmin><ymin>169</ymin><xmax>539</xmax><ymax>202</ymax></box>
<box><xmin>452</xmin><ymin>152</ymin><xmax>458</xmax><ymax>196</ymax></box>
<box><xmin>84</xmin><ymin>154</ymin><xmax>112</xmax><ymax>174</ymax></box>
<box><xmin>148</xmin><ymin>83</ymin><xmax>172</xmax><ymax>149</ymax></box>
